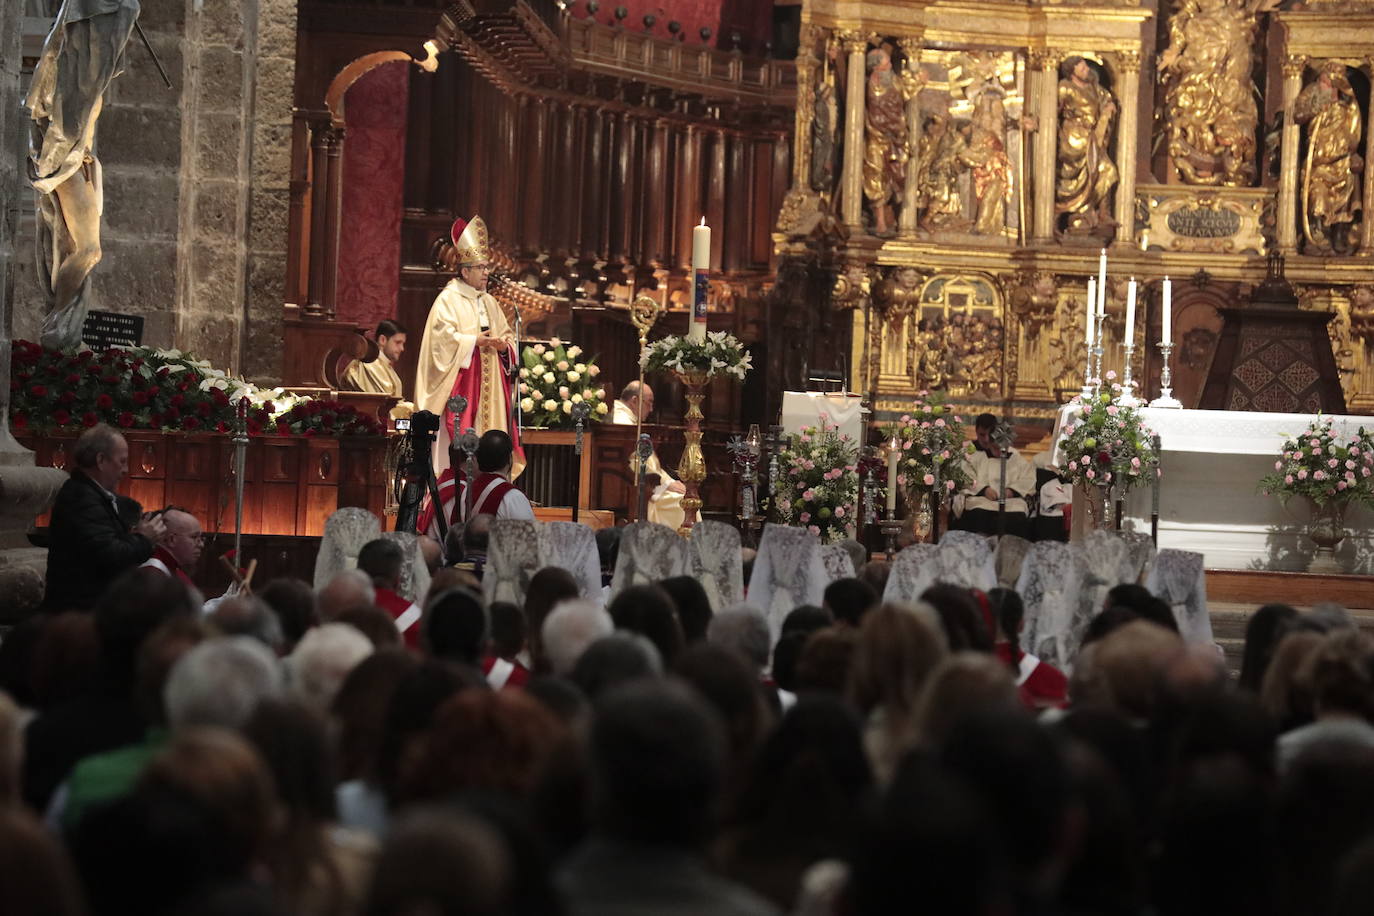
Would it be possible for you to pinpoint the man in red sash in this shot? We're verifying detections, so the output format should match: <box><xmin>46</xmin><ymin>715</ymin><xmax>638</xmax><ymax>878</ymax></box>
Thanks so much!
<box><xmin>465</xmin><ymin>430</ymin><xmax>534</xmax><ymax>521</ymax></box>
<box><xmin>357</xmin><ymin>538</ymin><xmax>422</xmax><ymax>649</ymax></box>
<box><xmin>138</xmin><ymin>506</ymin><xmax>202</xmax><ymax>589</ymax></box>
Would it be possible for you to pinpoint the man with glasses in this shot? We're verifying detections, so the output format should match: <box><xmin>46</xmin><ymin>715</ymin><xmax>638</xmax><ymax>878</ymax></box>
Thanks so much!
<box><xmin>414</xmin><ymin>214</ymin><xmax>523</xmax><ymax>480</ymax></box>
<box><xmin>139</xmin><ymin>506</ymin><xmax>205</xmax><ymax>589</ymax></box>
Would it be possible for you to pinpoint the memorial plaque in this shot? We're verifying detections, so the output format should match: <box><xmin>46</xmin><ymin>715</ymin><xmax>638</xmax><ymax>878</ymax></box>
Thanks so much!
<box><xmin>1136</xmin><ymin>185</ymin><xmax>1269</xmax><ymax>255</ymax></box>
<box><xmin>81</xmin><ymin>311</ymin><xmax>145</xmax><ymax>349</ymax></box>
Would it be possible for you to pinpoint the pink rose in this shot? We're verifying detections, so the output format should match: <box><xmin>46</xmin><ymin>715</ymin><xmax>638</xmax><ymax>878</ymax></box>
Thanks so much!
<box><xmin>1351</xmin><ymin>447</ymin><xmax>1361</xmax><ymax>456</ymax></box>
<box><xmin>1298</xmin><ymin>469</ymin><xmax>1308</xmax><ymax>479</ymax></box>
<box><xmin>953</xmin><ymin>415</ymin><xmax>963</xmax><ymax>423</ymax></box>
<box><xmin>802</xmin><ymin>489</ymin><xmax>816</xmax><ymax>500</ymax></box>
<box><xmin>1285</xmin><ymin>475</ymin><xmax>1294</xmax><ymax>484</ymax></box>
<box><xmin>900</xmin><ymin>415</ymin><xmax>911</xmax><ymax>423</ymax></box>
<box><xmin>1311</xmin><ymin>439</ymin><xmax>1322</xmax><ymax>448</ymax></box>
<box><xmin>799</xmin><ymin>512</ymin><xmax>811</xmax><ymax>523</ymax></box>
<box><xmin>1314</xmin><ymin>470</ymin><xmax>1326</xmax><ymax>480</ymax></box>
<box><xmin>834</xmin><ymin>506</ymin><xmax>846</xmax><ymax>518</ymax></box>
<box><xmin>935</xmin><ymin>419</ymin><xmax>946</xmax><ymax>428</ymax></box>
<box><xmin>1364</xmin><ymin>467</ymin><xmax>1371</xmax><ymax>477</ymax></box>
<box><xmin>1106</xmin><ymin>370</ymin><xmax>1118</xmax><ymax>380</ymax></box>
<box><xmin>1106</xmin><ymin>406</ymin><xmax>1119</xmax><ymax>416</ymax></box>
<box><xmin>1347</xmin><ymin>460</ymin><xmax>1357</xmax><ymax>469</ymax></box>
<box><xmin>946</xmin><ymin>480</ymin><xmax>955</xmax><ymax>490</ymax></box>
<box><xmin>921</xmin><ymin>421</ymin><xmax>931</xmax><ymax>429</ymax></box>
<box><xmin>807</xmin><ymin>525</ymin><xmax>820</xmax><ymax>536</ymax></box>
<box><xmin>1086</xmin><ymin>469</ymin><xmax>1096</xmax><ymax>479</ymax></box>
<box><xmin>1338</xmin><ymin>480</ymin><xmax>1348</xmax><ymax>490</ymax></box>
<box><xmin>897</xmin><ymin>474</ymin><xmax>907</xmax><ymax>486</ymax></box>
<box><xmin>1132</xmin><ymin>457</ymin><xmax>1142</xmax><ymax>468</ymax></box>
<box><xmin>1275</xmin><ymin>461</ymin><xmax>1283</xmax><ymax>470</ymax></box>
<box><xmin>923</xmin><ymin>473</ymin><xmax>935</xmax><ymax>486</ymax></box>
<box><xmin>1329</xmin><ymin>458</ymin><xmax>1340</xmax><ymax>468</ymax></box>
<box><xmin>800</xmin><ymin>434</ymin><xmax>812</xmax><ymax>443</ymax></box>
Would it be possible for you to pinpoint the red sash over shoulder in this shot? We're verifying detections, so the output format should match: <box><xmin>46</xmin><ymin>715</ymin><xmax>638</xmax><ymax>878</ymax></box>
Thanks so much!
<box><xmin>466</xmin><ymin>471</ymin><xmax>516</xmax><ymax>520</ymax></box>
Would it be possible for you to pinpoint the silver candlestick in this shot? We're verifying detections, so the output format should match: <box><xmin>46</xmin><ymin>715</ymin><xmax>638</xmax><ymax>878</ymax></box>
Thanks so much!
<box><xmin>1149</xmin><ymin>341</ymin><xmax>1183</xmax><ymax>408</ymax></box>
<box><xmin>1088</xmin><ymin>310</ymin><xmax>1107</xmax><ymax>398</ymax></box>
<box><xmin>1118</xmin><ymin>339</ymin><xmax>1141</xmax><ymax>407</ymax></box>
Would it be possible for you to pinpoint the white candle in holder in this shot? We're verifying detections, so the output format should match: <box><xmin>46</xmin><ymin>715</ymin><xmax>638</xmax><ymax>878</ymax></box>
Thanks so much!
<box><xmin>1085</xmin><ymin>278</ymin><xmax>1097</xmax><ymax>345</ymax></box>
<box><xmin>885</xmin><ymin>438</ymin><xmax>899</xmax><ymax>514</ymax></box>
<box><xmin>1097</xmin><ymin>248</ymin><xmax>1108</xmax><ymax>316</ymax></box>
<box><xmin>690</xmin><ymin>218</ymin><xmax>710</xmax><ymax>343</ymax></box>
<box><xmin>1125</xmin><ymin>277</ymin><xmax>1137</xmax><ymax>346</ymax></box>
<box><xmin>1161</xmin><ymin>276</ymin><xmax>1172</xmax><ymax>343</ymax></box>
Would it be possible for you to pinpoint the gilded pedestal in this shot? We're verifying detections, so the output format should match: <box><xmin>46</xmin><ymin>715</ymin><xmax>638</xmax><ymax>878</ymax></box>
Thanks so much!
<box><xmin>674</xmin><ymin>370</ymin><xmax>709</xmax><ymax>535</ymax></box>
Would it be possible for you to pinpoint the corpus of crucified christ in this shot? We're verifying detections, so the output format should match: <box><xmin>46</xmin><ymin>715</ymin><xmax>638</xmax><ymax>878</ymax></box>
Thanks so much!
<box><xmin>6</xmin><ymin>0</ymin><xmax>1374</xmax><ymax>911</ymax></box>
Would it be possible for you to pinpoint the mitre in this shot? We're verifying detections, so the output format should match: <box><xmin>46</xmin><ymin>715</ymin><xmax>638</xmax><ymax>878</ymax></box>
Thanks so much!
<box><xmin>449</xmin><ymin>215</ymin><xmax>491</xmax><ymax>267</ymax></box>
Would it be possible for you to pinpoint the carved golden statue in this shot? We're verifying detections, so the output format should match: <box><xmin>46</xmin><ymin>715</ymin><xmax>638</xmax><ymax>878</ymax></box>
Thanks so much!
<box><xmin>1295</xmin><ymin>62</ymin><xmax>1364</xmax><ymax>254</ymax></box>
<box><xmin>810</xmin><ymin>49</ymin><xmax>840</xmax><ymax>195</ymax></box>
<box><xmin>1159</xmin><ymin>0</ymin><xmax>1277</xmax><ymax>187</ymax></box>
<box><xmin>1056</xmin><ymin>57</ymin><xmax>1118</xmax><ymax>234</ymax></box>
<box><xmin>966</xmin><ymin>126</ymin><xmax>1012</xmax><ymax>236</ymax></box>
<box><xmin>914</xmin><ymin>114</ymin><xmax>973</xmax><ymax>232</ymax></box>
<box><xmin>863</xmin><ymin>46</ymin><xmax>917</xmax><ymax>237</ymax></box>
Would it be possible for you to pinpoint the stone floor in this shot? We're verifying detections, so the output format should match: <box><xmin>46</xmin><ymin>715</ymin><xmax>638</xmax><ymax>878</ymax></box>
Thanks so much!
<box><xmin>1209</xmin><ymin>601</ymin><xmax>1374</xmax><ymax>677</ymax></box>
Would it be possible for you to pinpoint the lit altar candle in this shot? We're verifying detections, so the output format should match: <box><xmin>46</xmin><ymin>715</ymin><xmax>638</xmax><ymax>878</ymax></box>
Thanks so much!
<box><xmin>886</xmin><ymin>435</ymin><xmax>899</xmax><ymax>514</ymax></box>
<box><xmin>1085</xmin><ymin>278</ymin><xmax>1097</xmax><ymax>345</ymax></box>
<box><xmin>1161</xmin><ymin>276</ymin><xmax>1172</xmax><ymax>343</ymax></box>
<box><xmin>1097</xmin><ymin>248</ymin><xmax>1108</xmax><ymax>316</ymax></box>
<box><xmin>690</xmin><ymin>217</ymin><xmax>710</xmax><ymax>343</ymax></box>
<box><xmin>1125</xmin><ymin>277</ymin><xmax>1137</xmax><ymax>346</ymax></box>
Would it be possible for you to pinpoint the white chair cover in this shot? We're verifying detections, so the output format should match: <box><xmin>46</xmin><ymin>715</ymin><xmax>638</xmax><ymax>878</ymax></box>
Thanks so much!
<box><xmin>1118</xmin><ymin>531</ymin><xmax>1157</xmax><ymax>584</ymax></box>
<box><xmin>820</xmin><ymin>544</ymin><xmax>857</xmax><ymax>583</ymax></box>
<box><xmin>1014</xmin><ymin>540</ymin><xmax>1086</xmax><ymax>673</ymax></box>
<box><xmin>380</xmin><ymin>531</ymin><xmax>432</xmax><ymax>604</ymax></box>
<box><xmin>1074</xmin><ymin>529</ymin><xmax>1134</xmax><ymax>634</ymax></box>
<box><xmin>313</xmin><ymin>508</ymin><xmax>382</xmax><ymax>589</ymax></box>
<box><xmin>609</xmin><ymin>522</ymin><xmax>689</xmax><ymax>599</ymax></box>
<box><xmin>749</xmin><ymin>524</ymin><xmax>828</xmax><ymax>643</ymax></box>
<box><xmin>688</xmin><ymin>520</ymin><xmax>743</xmax><ymax>610</ymax></box>
<box><xmin>936</xmin><ymin>530</ymin><xmax>997</xmax><ymax>591</ymax></box>
<box><xmin>883</xmin><ymin>543</ymin><xmax>942</xmax><ymax>606</ymax></box>
<box><xmin>1146</xmin><ymin>548</ymin><xmax>1213</xmax><ymax>646</ymax></box>
<box><xmin>993</xmin><ymin>535</ymin><xmax>1032</xmax><ymax>590</ymax></box>
<box><xmin>484</xmin><ymin>519</ymin><xmax>542</xmax><ymax>607</ymax></box>
<box><xmin>538</xmin><ymin>521</ymin><xmax>604</xmax><ymax>605</ymax></box>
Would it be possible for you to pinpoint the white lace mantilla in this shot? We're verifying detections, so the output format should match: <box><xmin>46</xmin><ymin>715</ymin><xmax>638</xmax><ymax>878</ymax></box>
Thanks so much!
<box><xmin>688</xmin><ymin>520</ymin><xmax>744</xmax><ymax>611</ymax></box>
<box><xmin>314</xmin><ymin>508</ymin><xmax>382</xmax><ymax>589</ymax></box>
<box><xmin>749</xmin><ymin>524</ymin><xmax>829</xmax><ymax>642</ymax></box>
<box><xmin>609</xmin><ymin>522</ymin><xmax>689</xmax><ymax>599</ymax></box>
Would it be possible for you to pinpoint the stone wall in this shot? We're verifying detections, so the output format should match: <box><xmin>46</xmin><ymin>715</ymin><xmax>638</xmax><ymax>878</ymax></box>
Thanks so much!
<box><xmin>12</xmin><ymin>0</ymin><xmax>296</xmax><ymax>384</ymax></box>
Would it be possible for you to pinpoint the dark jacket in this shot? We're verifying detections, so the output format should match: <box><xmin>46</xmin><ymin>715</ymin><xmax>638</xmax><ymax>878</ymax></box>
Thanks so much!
<box><xmin>43</xmin><ymin>472</ymin><xmax>153</xmax><ymax>611</ymax></box>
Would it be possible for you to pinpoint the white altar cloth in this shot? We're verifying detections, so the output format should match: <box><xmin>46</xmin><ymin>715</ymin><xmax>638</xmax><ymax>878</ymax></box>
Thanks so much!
<box><xmin>1049</xmin><ymin>405</ymin><xmax>1374</xmax><ymax>573</ymax></box>
<box><xmin>780</xmin><ymin>391</ymin><xmax>866</xmax><ymax>444</ymax></box>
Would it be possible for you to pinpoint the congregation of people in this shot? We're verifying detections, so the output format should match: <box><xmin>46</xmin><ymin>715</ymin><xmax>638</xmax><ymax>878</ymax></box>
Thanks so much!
<box><xmin>7</xmin><ymin>422</ymin><xmax>1374</xmax><ymax>916</ymax></box>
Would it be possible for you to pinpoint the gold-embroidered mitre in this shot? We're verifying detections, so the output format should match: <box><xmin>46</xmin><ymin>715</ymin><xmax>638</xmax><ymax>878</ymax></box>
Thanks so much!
<box><xmin>449</xmin><ymin>215</ymin><xmax>491</xmax><ymax>267</ymax></box>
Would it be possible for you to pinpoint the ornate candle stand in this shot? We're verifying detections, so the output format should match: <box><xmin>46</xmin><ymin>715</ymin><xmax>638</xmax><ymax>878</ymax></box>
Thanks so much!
<box><xmin>673</xmin><ymin>369</ymin><xmax>710</xmax><ymax>535</ymax></box>
<box><xmin>1088</xmin><ymin>310</ymin><xmax>1107</xmax><ymax>397</ymax></box>
<box><xmin>1150</xmin><ymin>342</ymin><xmax>1183</xmax><ymax>408</ymax></box>
<box><xmin>727</xmin><ymin>425</ymin><xmax>764</xmax><ymax>546</ymax></box>
<box><xmin>1118</xmin><ymin>338</ymin><xmax>1141</xmax><ymax>406</ymax></box>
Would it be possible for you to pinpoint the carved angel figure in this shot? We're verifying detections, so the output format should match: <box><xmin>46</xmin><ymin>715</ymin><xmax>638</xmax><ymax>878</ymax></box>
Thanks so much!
<box><xmin>1056</xmin><ymin>57</ymin><xmax>1118</xmax><ymax>234</ymax></box>
<box><xmin>1295</xmin><ymin>62</ymin><xmax>1364</xmax><ymax>254</ymax></box>
<box><xmin>1158</xmin><ymin>0</ymin><xmax>1278</xmax><ymax>187</ymax></box>
<box><xmin>863</xmin><ymin>47</ymin><xmax>918</xmax><ymax>236</ymax></box>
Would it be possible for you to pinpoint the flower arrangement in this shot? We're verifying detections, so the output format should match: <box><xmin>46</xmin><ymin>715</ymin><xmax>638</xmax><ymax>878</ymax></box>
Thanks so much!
<box><xmin>1258</xmin><ymin>416</ymin><xmax>1374</xmax><ymax>508</ymax></box>
<box><xmin>773</xmin><ymin>419</ymin><xmax>860</xmax><ymax>542</ymax></box>
<box><xmin>1057</xmin><ymin>377</ymin><xmax>1159</xmax><ymax>492</ymax></box>
<box><xmin>641</xmin><ymin>331</ymin><xmax>752</xmax><ymax>380</ymax></box>
<box><xmin>8</xmin><ymin>340</ymin><xmax>383</xmax><ymax>436</ymax></box>
<box><xmin>879</xmin><ymin>390</ymin><xmax>972</xmax><ymax>502</ymax></box>
<box><xmin>517</xmin><ymin>337</ymin><xmax>608</xmax><ymax>428</ymax></box>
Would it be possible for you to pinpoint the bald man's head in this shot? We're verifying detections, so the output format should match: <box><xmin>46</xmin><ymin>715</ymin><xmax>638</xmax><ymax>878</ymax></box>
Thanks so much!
<box><xmin>161</xmin><ymin>508</ymin><xmax>205</xmax><ymax>569</ymax></box>
<box><xmin>620</xmin><ymin>381</ymin><xmax>654</xmax><ymax>421</ymax></box>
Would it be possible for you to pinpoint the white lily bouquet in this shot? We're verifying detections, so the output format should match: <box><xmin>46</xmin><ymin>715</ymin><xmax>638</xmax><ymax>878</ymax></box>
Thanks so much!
<box><xmin>641</xmin><ymin>331</ymin><xmax>752</xmax><ymax>380</ymax></box>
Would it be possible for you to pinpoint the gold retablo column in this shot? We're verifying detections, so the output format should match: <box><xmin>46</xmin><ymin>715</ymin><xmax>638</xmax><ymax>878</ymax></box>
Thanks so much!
<box><xmin>791</xmin><ymin>23</ymin><xmax>820</xmax><ymax>192</ymax></box>
<box><xmin>1278</xmin><ymin>54</ymin><xmax>1306</xmax><ymax>253</ymax></box>
<box><xmin>839</xmin><ymin>30</ymin><xmax>869</xmax><ymax>230</ymax></box>
<box><xmin>1112</xmin><ymin>51</ymin><xmax>1142</xmax><ymax>247</ymax></box>
<box><xmin>898</xmin><ymin>32</ymin><xmax>925</xmax><ymax>236</ymax></box>
<box><xmin>1031</xmin><ymin>48</ymin><xmax>1059</xmax><ymax>243</ymax></box>
<box><xmin>1362</xmin><ymin>57</ymin><xmax>1374</xmax><ymax>256</ymax></box>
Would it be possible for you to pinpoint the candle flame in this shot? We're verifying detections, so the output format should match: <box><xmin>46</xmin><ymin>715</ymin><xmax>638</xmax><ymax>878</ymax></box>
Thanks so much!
<box><xmin>699</xmin><ymin>216</ymin><xmax>706</xmax><ymax>226</ymax></box>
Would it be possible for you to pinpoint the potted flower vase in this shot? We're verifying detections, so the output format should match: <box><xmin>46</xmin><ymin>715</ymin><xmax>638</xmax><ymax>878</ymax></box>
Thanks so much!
<box><xmin>1305</xmin><ymin>497</ymin><xmax>1349</xmax><ymax>574</ymax></box>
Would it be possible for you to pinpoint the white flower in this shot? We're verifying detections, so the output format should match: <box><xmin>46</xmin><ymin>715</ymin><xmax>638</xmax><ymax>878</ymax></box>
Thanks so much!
<box><xmin>543</xmin><ymin>399</ymin><xmax>557</xmax><ymax>411</ymax></box>
<box><xmin>596</xmin><ymin>388</ymin><xmax>606</xmax><ymax>399</ymax></box>
<box><xmin>567</xmin><ymin>370</ymin><xmax>580</xmax><ymax>382</ymax></box>
<box><xmin>543</xmin><ymin>351</ymin><xmax>555</xmax><ymax>362</ymax></box>
<box><xmin>532</xmin><ymin>343</ymin><xmax>545</xmax><ymax>355</ymax></box>
<box><xmin>562</xmin><ymin>401</ymin><xmax>572</xmax><ymax>414</ymax></box>
<box><xmin>596</xmin><ymin>402</ymin><xmax>609</xmax><ymax>415</ymax></box>
<box><xmin>572</xmin><ymin>393</ymin><xmax>583</xmax><ymax>403</ymax></box>
<box><xmin>543</xmin><ymin>372</ymin><xmax>555</xmax><ymax>384</ymax></box>
<box><xmin>519</xmin><ymin>383</ymin><xmax>529</xmax><ymax>394</ymax></box>
<box><xmin>520</xmin><ymin>397</ymin><xmax>534</xmax><ymax>412</ymax></box>
<box><xmin>530</xmin><ymin>390</ymin><xmax>542</xmax><ymax>400</ymax></box>
<box><xmin>556</xmin><ymin>360</ymin><xmax>570</xmax><ymax>371</ymax></box>
<box><xmin>567</xmin><ymin>346</ymin><xmax>582</xmax><ymax>358</ymax></box>
<box><xmin>550</xmin><ymin>337</ymin><xmax>563</xmax><ymax>348</ymax></box>
<box><xmin>559</xmin><ymin>386</ymin><xmax>570</xmax><ymax>398</ymax></box>
<box><xmin>583</xmin><ymin>389</ymin><xmax>595</xmax><ymax>399</ymax></box>
<box><xmin>588</xmin><ymin>365</ymin><xmax>600</xmax><ymax>377</ymax></box>
<box><xmin>574</xmin><ymin>362</ymin><xmax>586</xmax><ymax>373</ymax></box>
<box><xmin>519</xmin><ymin>368</ymin><xmax>529</xmax><ymax>379</ymax></box>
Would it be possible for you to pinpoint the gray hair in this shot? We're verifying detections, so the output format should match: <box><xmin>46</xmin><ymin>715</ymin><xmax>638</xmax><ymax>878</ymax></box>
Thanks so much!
<box><xmin>164</xmin><ymin>636</ymin><xmax>284</xmax><ymax>729</ymax></box>
<box><xmin>210</xmin><ymin>596</ymin><xmax>285</xmax><ymax>653</ymax></box>
<box><xmin>287</xmin><ymin>623</ymin><xmax>375</xmax><ymax>711</ymax></box>
<box><xmin>542</xmin><ymin>598</ymin><xmax>615</xmax><ymax>676</ymax></box>
<box><xmin>706</xmin><ymin>604</ymin><xmax>771</xmax><ymax>671</ymax></box>
<box><xmin>72</xmin><ymin>423</ymin><xmax>123</xmax><ymax>470</ymax></box>
<box><xmin>317</xmin><ymin>569</ymin><xmax>375</xmax><ymax>621</ymax></box>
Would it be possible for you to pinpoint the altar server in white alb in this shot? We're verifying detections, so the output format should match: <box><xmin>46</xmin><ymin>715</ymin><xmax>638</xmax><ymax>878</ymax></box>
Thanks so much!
<box><xmin>611</xmin><ymin>381</ymin><xmax>685</xmax><ymax>530</ymax></box>
<box><xmin>954</xmin><ymin>413</ymin><xmax>1035</xmax><ymax>537</ymax></box>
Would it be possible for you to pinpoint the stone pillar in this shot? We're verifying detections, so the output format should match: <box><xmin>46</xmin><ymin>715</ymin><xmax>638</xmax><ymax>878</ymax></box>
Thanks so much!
<box><xmin>1031</xmin><ymin>49</ymin><xmax>1060</xmax><ymax>243</ymax></box>
<box><xmin>1362</xmin><ymin>59</ymin><xmax>1374</xmax><ymax>256</ymax></box>
<box><xmin>1278</xmin><ymin>54</ymin><xmax>1306</xmax><ymax>254</ymax></box>
<box><xmin>0</xmin><ymin>0</ymin><xmax>68</xmax><ymax>616</ymax></box>
<box><xmin>790</xmin><ymin>23</ymin><xmax>820</xmax><ymax>192</ymax></box>
<box><xmin>838</xmin><ymin>31</ymin><xmax>869</xmax><ymax>230</ymax></box>
<box><xmin>1112</xmin><ymin>51</ymin><xmax>1142</xmax><ymax>246</ymax></box>
<box><xmin>898</xmin><ymin>32</ymin><xmax>925</xmax><ymax>236</ymax></box>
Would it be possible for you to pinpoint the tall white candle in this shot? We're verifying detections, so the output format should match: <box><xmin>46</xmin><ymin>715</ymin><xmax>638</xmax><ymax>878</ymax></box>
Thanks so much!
<box><xmin>1161</xmin><ymin>276</ymin><xmax>1172</xmax><ymax>343</ymax></box>
<box><xmin>1125</xmin><ymin>277</ymin><xmax>1137</xmax><ymax>346</ymax></box>
<box><xmin>690</xmin><ymin>218</ymin><xmax>710</xmax><ymax>343</ymax></box>
<box><xmin>1085</xmin><ymin>278</ymin><xmax>1097</xmax><ymax>346</ymax></box>
<box><xmin>885</xmin><ymin>437</ymin><xmax>899</xmax><ymax>514</ymax></box>
<box><xmin>1097</xmin><ymin>248</ymin><xmax>1108</xmax><ymax>316</ymax></box>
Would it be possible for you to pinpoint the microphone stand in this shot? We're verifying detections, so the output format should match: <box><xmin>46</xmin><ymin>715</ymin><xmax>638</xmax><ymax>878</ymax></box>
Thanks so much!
<box><xmin>571</xmin><ymin>401</ymin><xmax>590</xmax><ymax>524</ymax></box>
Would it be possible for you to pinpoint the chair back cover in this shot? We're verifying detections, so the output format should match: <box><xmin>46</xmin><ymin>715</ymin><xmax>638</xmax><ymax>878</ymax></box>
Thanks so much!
<box><xmin>609</xmin><ymin>522</ymin><xmax>689</xmax><ymax>598</ymax></box>
<box><xmin>1146</xmin><ymin>548</ymin><xmax>1213</xmax><ymax>646</ymax></box>
<box><xmin>1118</xmin><ymin>531</ymin><xmax>1157</xmax><ymax>584</ymax></box>
<box><xmin>484</xmin><ymin>519</ymin><xmax>542</xmax><ymax>607</ymax></box>
<box><xmin>883</xmin><ymin>543</ymin><xmax>942</xmax><ymax>606</ymax></box>
<box><xmin>994</xmin><ymin>535</ymin><xmax>1032</xmax><ymax>589</ymax></box>
<box><xmin>380</xmin><ymin>531</ymin><xmax>433</xmax><ymax>603</ymax></box>
<box><xmin>538</xmin><ymin>521</ymin><xmax>604</xmax><ymax>604</ymax></box>
<box><xmin>820</xmin><ymin>543</ymin><xmax>857</xmax><ymax>584</ymax></box>
<box><xmin>749</xmin><ymin>524</ymin><xmax>828</xmax><ymax>642</ymax></box>
<box><xmin>314</xmin><ymin>507</ymin><xmax>382</xmax><ymax>589</ymax></box>
<box><xmin>1015</xmin><ymin>540</ymin><xmax>1086</xmax><ymax>672</ymax></box>
<box><xmin>936</xmin><ymin>530</ymin><xmax>998</xmax><ymax>591</ymax></box>
<box><xmin>688</xmin><ymin>520</ymin><xmax>744</xmax><ymax>610</ymax></box>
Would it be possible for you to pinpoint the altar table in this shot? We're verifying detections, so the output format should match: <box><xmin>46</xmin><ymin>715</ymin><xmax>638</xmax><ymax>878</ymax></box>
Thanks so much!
<box><xmin>1051</xmin><ymin>407</ymin><xmax>1374</xmax><ymax>573</ymax></box>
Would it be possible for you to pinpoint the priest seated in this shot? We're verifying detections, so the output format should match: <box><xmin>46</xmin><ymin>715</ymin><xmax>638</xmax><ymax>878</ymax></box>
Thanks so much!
<box><xmin>612</xmin><ymin>381</ymin><xmax>685</xmax><ymax>529</ymax></box>
<box><xmin>342</xmin><ymin>319</ymin><xmax>407</xmax><ymax>398</ymax></box>
<box><xmin>952</xmin><ymin>413</ymin><xmax>1033</xmax><ymax>538</ymax></box>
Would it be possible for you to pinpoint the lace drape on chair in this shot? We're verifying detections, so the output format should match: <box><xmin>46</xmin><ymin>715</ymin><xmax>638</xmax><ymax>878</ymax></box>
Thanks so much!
<box><xmin>1015</xmin><ymin>541</ymin><xmax>1086</xmax><ymax>672</ymax></box>
<box><xmin>994</xmin><ymin>535</ymin><xmax>1032</xmax><ymax>589</ymax></box>
<box><xmin>313</xmin><ymin>508</ymin><xmax>382</xmax><ymax>589</ymax></box>
<box><xmin>1146</xmin><ymin>548</ymin><xmax>1213</xmax><ymax>646</ymax></box>
<box><xmin>820</xmin><ymin>544</ymin><xmax>857</xmax><ymax>583</ymax></box>
<box><xmin>937</xmin><ymin>531</ymin><xmax>997</xmax><ymax>591</ymax></box>
<box><xmin>380</xmin><ymin>531</ymin><xmax>432</xmax><ymax>603</ymax></box>
<box><xmin>538</xmin><ymin>521</ymin><xmax>604</xmax><ymax>604</ymax></box>
<box><xmin>688</xmin><ymin>520</ymin><xmax>743</xmax><ymax>610</ymax></box>
<box><xmin>484</xmin><ymin>520</ymin><xmax>542</xmax><ymax>607</ymax></box>
<box><xmin>1118</xmin><ymin>531</ymin><xmax>1157</xmax><ymax>584</ymax></box>
<box><xmin>883</xmin><ymin>543</ymin><xmax>942</xmax><ymax>606</ymax></box>
<box><xmin>1074</xmin><ymin>530</ymin><xmax>1134</xmax><ymax>634</ymax></box>
<box><xmin>609</xmin><ymin>522</ymin><xmax>689</xmax><ymax>599</ymax></box>
<box><xmin>749</xmin><ymin>524</ymin><xmax>828</xmax><ymax>642</ymax></box>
